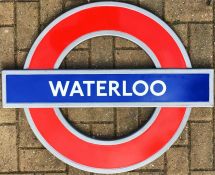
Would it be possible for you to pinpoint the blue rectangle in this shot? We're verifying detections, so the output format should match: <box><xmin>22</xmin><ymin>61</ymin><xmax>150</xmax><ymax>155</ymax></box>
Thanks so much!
<box><xmin>2</xmin><ymin>70</ymin><xmax>213</xmax><ymax>107</ymax></box>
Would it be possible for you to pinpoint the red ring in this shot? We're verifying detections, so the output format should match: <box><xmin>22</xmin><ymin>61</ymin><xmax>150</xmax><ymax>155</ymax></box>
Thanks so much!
<box><xmin>26</xmin><ymin>5</ymin><xmax>188</xmax><ymax>170</ymax></box>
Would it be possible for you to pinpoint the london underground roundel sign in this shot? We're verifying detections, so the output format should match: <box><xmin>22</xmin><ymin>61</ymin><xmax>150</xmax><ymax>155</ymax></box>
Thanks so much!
<box><xmin>2</xmin><ymin>2</ymin><xmax>214</xmax><ymax>174</ymax></box>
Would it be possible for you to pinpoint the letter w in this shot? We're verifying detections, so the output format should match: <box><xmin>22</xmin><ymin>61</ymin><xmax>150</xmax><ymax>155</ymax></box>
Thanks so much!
<box><xmin>49</xmin><ymin>81</ymin><xmax>70</xmax><ymax>96</ymax></box>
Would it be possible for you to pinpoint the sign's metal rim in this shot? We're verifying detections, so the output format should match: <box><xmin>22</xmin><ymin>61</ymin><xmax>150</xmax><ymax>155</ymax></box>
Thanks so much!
<box><xmin>2</xmin><ymin>69</ymin><xmax>214</xmax><ymax>108</ymax></box>
<box><xmin>18</xmin><ymin>1</ymin><xmax>194</xmax><ymax>174</ymax></box>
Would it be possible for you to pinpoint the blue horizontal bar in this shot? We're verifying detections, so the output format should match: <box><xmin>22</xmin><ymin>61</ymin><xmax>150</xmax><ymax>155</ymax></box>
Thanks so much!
<box><xmin>2</xmin><ymin>70</ymin><xmax>213</xmax><ymax>107</ymax></box>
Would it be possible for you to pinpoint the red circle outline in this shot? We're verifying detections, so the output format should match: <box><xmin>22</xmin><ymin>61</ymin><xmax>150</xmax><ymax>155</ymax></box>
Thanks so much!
<box><xmin>24</xmin><ymin>3</ymin><xmax>190</xmax><ymax>173</ymax></box>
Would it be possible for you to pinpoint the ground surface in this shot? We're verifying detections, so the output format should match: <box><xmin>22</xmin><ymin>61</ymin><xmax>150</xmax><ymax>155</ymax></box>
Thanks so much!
<box><xmin>0</xmin><ymin>0</ymin><xmax>214</xmax><ymax>174</ymax></box>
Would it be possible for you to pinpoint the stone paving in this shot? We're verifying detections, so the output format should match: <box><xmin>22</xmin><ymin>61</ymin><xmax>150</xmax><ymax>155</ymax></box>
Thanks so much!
<box><xmin>0</xmin><ymin>0</ymin><xmax>214</xmax><ymax>174</ymax></box>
